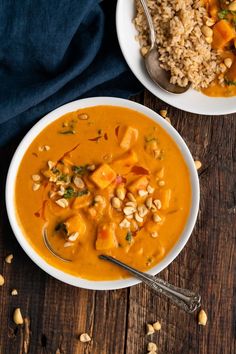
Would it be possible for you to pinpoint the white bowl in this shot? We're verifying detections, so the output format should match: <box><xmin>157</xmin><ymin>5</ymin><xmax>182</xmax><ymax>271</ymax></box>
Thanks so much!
<box><xmin>6</xmin><ymin>97</ymin><xmax>199</xmax><ymax>290</ymax></box>
<box><xmin>116</xmin><ymin>0</ymin><xmax>236</xmax><ymax>115</ymax></box>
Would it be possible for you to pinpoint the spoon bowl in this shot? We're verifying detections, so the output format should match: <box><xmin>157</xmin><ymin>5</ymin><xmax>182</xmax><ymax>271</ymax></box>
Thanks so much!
<box><xmin>139</xmin><ymin>0</ymin><xmax>190</xmax><ymax>94</ymax></box>
<box><xmin>145</xmin><ymin>48</ymin><xmax>191</xmax><ymax>94</ymax></box>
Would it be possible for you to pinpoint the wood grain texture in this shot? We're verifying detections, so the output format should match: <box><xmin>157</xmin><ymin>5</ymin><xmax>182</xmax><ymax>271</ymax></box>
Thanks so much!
<box><xmin>0</xmin><ymin>91</ymin><xmax>235</xmax><ymax>354</ymax></box>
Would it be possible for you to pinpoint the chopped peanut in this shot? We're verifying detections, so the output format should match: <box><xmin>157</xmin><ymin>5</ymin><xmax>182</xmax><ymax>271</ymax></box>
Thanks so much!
<box><xmin>13</xmin><ymin>308</ymin><xmax>24</xmax><ymax>325</ymax></box>
<box><xmin>198</xmin><ymin>309</ymin><xmax>207</xmax><ymax>326</ymax></box>
<box><xmin>153</xmin><ymin>321</ymin><xmax>161</xmax><ymax>331</ymax></box>
<box><xmin>5</xmin><ymin>254</ymin><xmax>13</xmax><ymax>264</ymax></box>
<box><xmin>111</xmin><ymin>197</ymin><xmax>122</xmax><ymax>209</ymax></box>
<box><xmin>0</xmin><ymin>274</ymin><xmax>5</xmax><ymax>286</ymax></box>
<box><xmin>147</xmin><ymin>342</ymin><xmax>157</xmax><ymax>352</ymax></box>
<box><xmin>194</xmin><ymin>160</ymin><xmax>202</xmax><ymax>170</ymax></box>
<box><xmin>159</xmin><ymin>109</ymin><xmax>167</xmax><ymax>118</ymax></box>
<box><xmin>146</xmin><ymin>323</ymin><xmax>155</xmax><ymax>335</ymax></box>
<box><xmin>79</xmin><ymin>333</ymin><xmax>91</xmax><ymax>342</ymax></box>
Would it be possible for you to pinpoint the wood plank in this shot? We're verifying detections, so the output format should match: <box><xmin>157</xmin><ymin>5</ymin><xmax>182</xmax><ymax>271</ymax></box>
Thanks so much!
<box><xmin>125</xmin><ymin>94</ymin><xmax>236</xmax><ymax>354</ymax></box>
<box><xmin>0</xmin><ymin>94</ymin><xmax>235</xmax><ymax>354</ymax></box>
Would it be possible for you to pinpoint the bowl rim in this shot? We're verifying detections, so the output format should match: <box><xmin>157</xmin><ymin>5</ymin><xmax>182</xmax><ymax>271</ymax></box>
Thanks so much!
<box><xmin>116</xmin><ymin>0</ymin><xmax>236</xmax><ymax>116</ymax></box>
<box><xmin>5</xmin><ymin>96</ymin><xmax>200</xmax><ymax>290</ymax></box>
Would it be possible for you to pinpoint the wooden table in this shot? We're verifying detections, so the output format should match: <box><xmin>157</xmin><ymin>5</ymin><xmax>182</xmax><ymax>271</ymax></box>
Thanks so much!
<box><xmin>0</xmin><ymin>91</ymin><xmax>235</xmax><ymax>354</ymax></box>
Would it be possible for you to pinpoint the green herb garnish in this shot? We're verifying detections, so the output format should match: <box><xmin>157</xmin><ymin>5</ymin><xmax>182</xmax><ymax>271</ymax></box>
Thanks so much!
<box><xmin>225</xmin><ymin>79</ymin><xmax>236</xmax><ymax>86</ymax></box>
<box><xmin>51</xmin><ymin>167</ymin><xmax>60</xmax><ymax>174</ymax></box>
<box><xmin>76</xmin><ymin>189</ymin><xmax>89</xmax><ymax>197</ymax></box>
<box><xmin>218</xmin><ymin>9</ymin><xmax>230</xmax><ymax>19</ymax></box>
<box><xmin>72</xmin><ymin>165</ymin><xmax>88</xmax><ymax>175</ymax></box>
<box><xmin>63</xmin><ymin>186</ymin><xmax>76</xmax><ymax>198</ymax></box>
<box><xmin>63</xmin><ymin>186</ymin><xmax>88</xmax><ymax>198</ymax></box>
<box><xmin>125</xmin><ymin>231</ymin><xmax>133</xmax><ymax>243</ymax></box>
<box><xmin>218</xmin><ymin>9</ymin><xmax>236</xmax><ymax>23</ymax></box>
<box><xmin>58</xmin><ymin>174</ymin><xmax>69</xmax><ymax>182</ymax></box>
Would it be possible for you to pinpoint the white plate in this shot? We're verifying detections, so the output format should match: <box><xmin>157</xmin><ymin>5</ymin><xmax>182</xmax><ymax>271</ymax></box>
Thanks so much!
<box><xmin>116</xmin><ymin>0</ymin><xmax>236</xmax><ymax>115</ymax></box>
<box><xmin>6</xmin><ymin>97</ymin><xmax>199</xmax><ymax>290</ymax></box>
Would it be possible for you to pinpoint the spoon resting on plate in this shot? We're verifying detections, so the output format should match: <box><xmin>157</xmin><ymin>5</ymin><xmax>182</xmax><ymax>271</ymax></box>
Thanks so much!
<box><xmin>139</xmin><ymin>0</ymin><xmax>190</xmax><ymax>94</ymax></box>
<box><xmin>99</xmin><ymin>255</ymin><xmax>201</xmax><ymax>313</ymax></box>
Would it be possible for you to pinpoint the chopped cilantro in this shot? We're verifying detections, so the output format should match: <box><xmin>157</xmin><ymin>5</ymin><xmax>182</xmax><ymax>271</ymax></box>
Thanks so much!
<box><xmin>51</xmin><ymin>167</ymin><xmax>60</xmax><ymax>174</ymax></box>
<box><xmin>63</xmin><ymin>186</ymin><xmax>88</xmax><ymax>198</ymax></box>
<box><xmin>225</xmin><ymin>80</ymin><xmax>236</xmax><ymax>86</ymax></box>
<box><xmin>58</xmin><ymin>174</ymin><xmax>69</xmax><ymax>182</ymax></box>
<box><xmin>77</xmin><ymin>189</ymin><xmax>89</xmax><ymax>197</ymax></box>
<box><xmin>218</xmin><ymin>9</ymin><xmax>230</xmax><ymax>19</ymax></box>
<box><xmin>63</xmin><ymin>186</ymin><xmax>76</xmax><ymax>198</ymax></box>
<box><xmin>125</xmin><ymin>231</ymin><xmax>133</xmax><ymax>243</ymax></box>
<box><xmin>72</xmin><ymin>165</ymin><xmax>88</xmax><ymax>175</ymax></box>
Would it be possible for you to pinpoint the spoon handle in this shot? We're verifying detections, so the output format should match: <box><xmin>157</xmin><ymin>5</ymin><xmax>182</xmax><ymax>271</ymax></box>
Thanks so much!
<box><xmin>99</xmin><ymin>255</ymin><xmax>201</xmax><ymax>313</ymax></box>
<box><xmin>139</xmin><ymin>0</ymin><xmax>156</xmax><ymax>49</ymax></box>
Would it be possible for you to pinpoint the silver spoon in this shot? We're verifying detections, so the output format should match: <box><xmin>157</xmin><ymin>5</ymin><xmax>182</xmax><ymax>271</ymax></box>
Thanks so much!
<box><xmin>99</xmin><ymin>255</ymin><xmax>201</xmax><ymax>313</ymax></box>
<box><xmin>139</xmin><ymin>0</ymin><xmax>190</xmax><ymax>94</ymax></box>
<box><xmin>43</xmin><ymin>228</ymin><xmax>72</xmax><ymax>263</ymax></box>
<box><xmin>43</xmin><ymin>230</ymin><xmax>200</xmax><ymax>313</ymax></box>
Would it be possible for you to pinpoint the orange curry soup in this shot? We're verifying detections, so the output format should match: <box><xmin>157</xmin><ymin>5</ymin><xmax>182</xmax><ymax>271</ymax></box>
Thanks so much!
<box><xmin>15</xmin><ymin>106</ymin><xmax>191</xmax><ymax>280</ymax></box>
<box><xmin>203</xmin><ymin>0</ymin><xmax>236</xmax><ymax>97</ymax></box>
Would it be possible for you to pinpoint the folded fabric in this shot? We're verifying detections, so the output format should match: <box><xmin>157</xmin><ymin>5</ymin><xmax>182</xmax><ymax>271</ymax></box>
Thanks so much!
<box><xmin>0</xmin><ymin>0</ymin><xmax>142</xmax><ymax>148</ymax></box>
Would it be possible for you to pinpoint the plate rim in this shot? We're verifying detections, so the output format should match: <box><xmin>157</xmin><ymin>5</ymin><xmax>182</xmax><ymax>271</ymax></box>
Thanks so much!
<box><xmin>116</xmin><ymin>0</ymin><xmax>236</xmax><ymax>116</ymax></box>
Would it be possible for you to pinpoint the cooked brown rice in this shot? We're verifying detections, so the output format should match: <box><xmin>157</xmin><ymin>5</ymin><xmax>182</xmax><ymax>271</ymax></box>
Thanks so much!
<box><xmin>134</xmin><ymin>0</ymin><xmax>221</xmax><ymax>89</ymax></box>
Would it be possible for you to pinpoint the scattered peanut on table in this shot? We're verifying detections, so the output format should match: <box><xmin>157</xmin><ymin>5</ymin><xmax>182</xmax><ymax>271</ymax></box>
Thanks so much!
<box><xmin>147</xmin><ymin>342</ymin><xmax>158</xmax><ymax>352</ymax></box>
<box><xmin>11</xmin><ymin>289</ymin><xmax>18</xmax><ymax>296</ymax></box>
<box><xmin>5</xmin><ymin>254</ymin><xmax>13</xmax><ymax>264</ymax></box>
<box><xmin>0</xmin><ymin>274</ymin><xmax>5</xmax><ymax>286</ymax></box>
<box><xmin>13</xmin><ymin>308</ymin><xmax>24</xmax><ymax>325</ymax></box>
<box><xmin>198</xmin><ymin>309</ymin><xmax>208</xmax><ymax>326</ymax></box>
<box><xmin>79</xmin><ymin>333</ymin><xmax>91</xmax><ymax>343</ymax></box>
<box><xmin>194</xmin><ymin>160</ymin><xmax>202</xmax><ymax>170</ymax></box>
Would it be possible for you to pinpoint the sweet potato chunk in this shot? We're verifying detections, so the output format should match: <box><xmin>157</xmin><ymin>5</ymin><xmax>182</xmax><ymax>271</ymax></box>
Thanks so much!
<box><xmin>90</xmin><ymin>164</ymin><xmax>116</xmax><ymax>189</ymax></box>
<box><xmin>112</xmin><ymin>150</ymin><xmax>138</xmax><ymax>172</ymax></box>
<box><xmin>120</xmin><ymin>126</ymin><xmax>139</xmax><ymax>150</ymax></box>
<box><xmin>72</xmin><ymin>193</ymin><xmax>91</xmax><ymax>209</ymax></box>
<box><xmin>212</xmin><ymin>20</ymin><xmax>235</xmax><ymax>49</ymax></box>
<box><xmin>64</xmin><ymin>213</ymin><xmax>86</xmax><ymax>235</ymax></box>
<box><xmin>159</xmin><ymin>188</ymin><xmax>172</xmax><ymax>210</ymax></box>
<box><xmin>128</xmin><ymin>176</ymin><xmax>149</xmax><ymax>194</ymax></box>
<box><xmin>226</xmin><ymin>59</ymin><xmax>236</xmax><ymax>82</ymax></box>
<box><xmin>96</xmin><ymin>223</ymin><xmax>118</xmax><ymax>250</ymax></box>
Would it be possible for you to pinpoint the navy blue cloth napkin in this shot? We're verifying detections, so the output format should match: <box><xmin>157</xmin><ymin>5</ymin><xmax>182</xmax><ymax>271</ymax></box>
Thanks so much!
<box><xmin>0</xmin><ymin>0</ymin><xmax>142</xmax><ymax>148</ymax></box>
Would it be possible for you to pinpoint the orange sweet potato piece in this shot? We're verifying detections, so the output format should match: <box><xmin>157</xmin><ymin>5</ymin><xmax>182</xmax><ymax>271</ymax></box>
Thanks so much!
<box><xmin>112</xmin><ymin>150</ymin><xmax>138</xmax><ymax>168</ymax></box>
<box><xmin>90</xmin><ymin>164</ymin><xmax>116</xmax><ymax>189</ymax></box>
<box><xmin>212</xmin><ymin>20</ymin><xmax>235</xmax><ymax>49</ymax></box>
<box><xmin>72</xmin><ymin>193</ymin><xmax>91</xmax><ymax>209</ymax></box>
<box><xmin>128</xmin><ymin>176</ymin><xmax>149</xmax><ymax>194</ymax></box>
<box><xmin>159</xmin><ymin>188</ymin><xmax>172</xmax><ymax>210</ymax></box>
<box><xmin>119</xmin><ymin>126</ymin><xmax>139</xmax><ymax>150</ymax></box>
<box><xmin>96</xmin><ymin>223</ymin><xmax>118</xmax><ymax>250</ymax></box>
<box><xmin>64</xmin><ymin>214</ymin><xmax>86</xmax><ymax>235</ymax></box>
<box><xmin>226</xmin><ymin>59</ymin><xmax>236</xmax><ymax>82</ymax></box>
